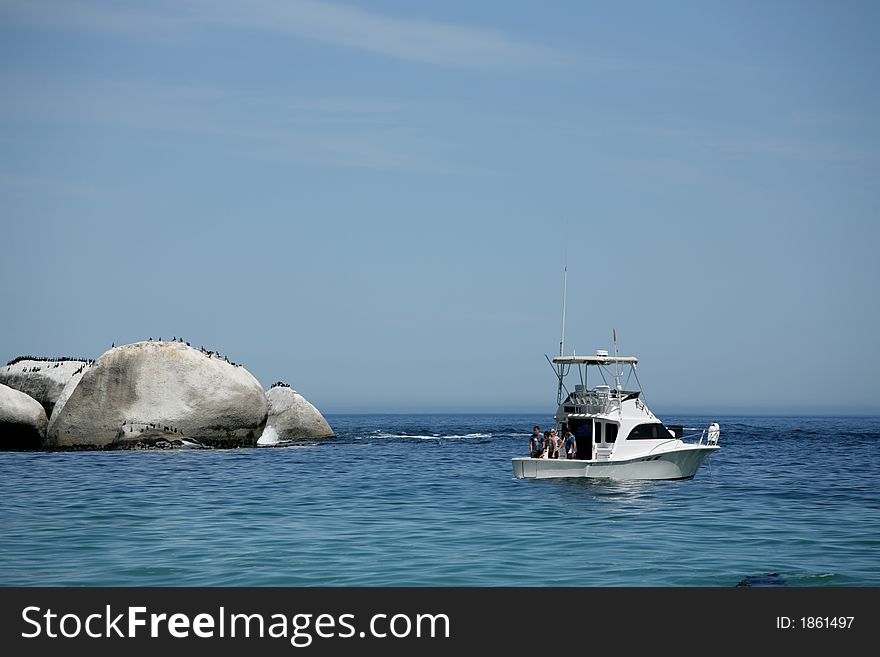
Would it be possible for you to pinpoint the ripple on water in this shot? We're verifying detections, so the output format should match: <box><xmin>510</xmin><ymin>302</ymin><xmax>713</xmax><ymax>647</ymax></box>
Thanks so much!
<box><xmin>1</xmin><ymin>414</ymin><xmax>878</xmax><ymax>586</ymax></box>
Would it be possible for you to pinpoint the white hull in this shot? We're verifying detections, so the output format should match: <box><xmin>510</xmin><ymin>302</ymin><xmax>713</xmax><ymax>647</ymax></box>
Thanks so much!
<box><xmin>512</xmin><ymin>445</ymin><xmax>719</xmax><ymax>481</ymax></box>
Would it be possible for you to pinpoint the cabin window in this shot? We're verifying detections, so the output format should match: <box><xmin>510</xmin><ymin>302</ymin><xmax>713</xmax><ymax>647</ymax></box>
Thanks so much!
<box><xmin>594</xmin><ymin>422</ymin><xmax>603</xmax><ymax>444</ymax></box>
<box><xmin>606</xmin><ymin>424</ymin><xmax>618</xmax><ymax>443</ymax></box>
<box><xmin>627</xmin><ymin>423</ymin><xmax>672</xmax><ymax>440</ymax></box>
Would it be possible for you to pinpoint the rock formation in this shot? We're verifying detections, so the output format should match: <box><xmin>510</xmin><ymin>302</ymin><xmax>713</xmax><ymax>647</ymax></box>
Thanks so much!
<box><xmin>257</xmin><ymin>383</ymin><xmax>334</xmax><ymax>445</ymax></box>
<box><xmin>0</xmin><ymin>359</ymin><xmax>89</xmax><ymax>418</ymax></box>
<box><xmin>47</xmin><ymin>372</ymin><xmax>84</xmax><ymax>430</ymax></box>
<box><xmin>46</xmin><ymin>341</ymin><xmax>267</xmax><ymax>449</ymax></box>
<box><xmin>0</xmin><ymin>383</ymin><xmax>48</xmax><ymax>449</ymax></box>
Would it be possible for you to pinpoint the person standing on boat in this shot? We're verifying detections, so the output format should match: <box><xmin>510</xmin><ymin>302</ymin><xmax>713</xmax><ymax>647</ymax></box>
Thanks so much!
<box><xmin>529</xmin><ymin>426</ymin><xmax>542</xmax><ymax>457</ymax></box>
<box><xmin>550</xmin><ymin>428</ymin><xmax>561</xmax><ymax>458</ymax></box>
<box><xmin>539</xmin><ymin>431</ymin><xmax>553</xmax><ymax>459</ymax></box>
<box><xmin>563</xmin><ymin>428</ymin><xmax>577</xmax><ymax>459</ymax></box>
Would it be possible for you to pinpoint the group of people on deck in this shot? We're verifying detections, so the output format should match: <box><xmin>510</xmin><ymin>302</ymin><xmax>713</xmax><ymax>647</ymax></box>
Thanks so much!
<box><xmin>529</xmin><ymin>425</ymin><xmax>576</xmax><ymax>459</ymax></box>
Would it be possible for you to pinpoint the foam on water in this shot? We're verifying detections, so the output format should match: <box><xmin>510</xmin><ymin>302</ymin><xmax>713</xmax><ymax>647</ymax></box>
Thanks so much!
<box><xmin>371</xmin><ymin>431</ymin><xmax>492</xmax><ymax>440</ymax></box>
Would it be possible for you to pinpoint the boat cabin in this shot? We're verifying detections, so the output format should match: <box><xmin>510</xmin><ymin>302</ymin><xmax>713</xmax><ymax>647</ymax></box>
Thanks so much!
<box><xmin>550</xmin><ymin>351</ymin><xmax>681</xmax><ymax>461</ymax></box>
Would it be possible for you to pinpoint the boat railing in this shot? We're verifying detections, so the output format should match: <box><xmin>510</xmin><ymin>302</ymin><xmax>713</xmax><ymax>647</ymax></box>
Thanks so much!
<box><xmin>698</xmin><ymin>425</ymin><xmax>720</xmax><ymax>445</ymax></box>
<box><xmin>680</xmin><ymin>428</ymin><xmax>705</xmax><ymax>443</ymax></box>
<box><xmin>649</xmin><ymin>427</ymin><xmax>709</xmax><ymax>453</ymax></box>
<box><xmin>569</xmin><ymin>391</ymin><xmax>619</xmax><ymax>415</ymax></box>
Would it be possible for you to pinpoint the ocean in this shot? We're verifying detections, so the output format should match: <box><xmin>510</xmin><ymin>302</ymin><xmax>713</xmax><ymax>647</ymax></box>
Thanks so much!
<box><xmin>1</xmin><ymin>414</ymin><xmax>878</xmax><ymax>586</ymax></box>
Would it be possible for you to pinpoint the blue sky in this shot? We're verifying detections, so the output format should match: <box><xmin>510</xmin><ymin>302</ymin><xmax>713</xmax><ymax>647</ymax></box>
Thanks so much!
<box><xmin>1</xmin><ymin>0</ymin><xmax>878</xmax><ymax>414</ymax></box>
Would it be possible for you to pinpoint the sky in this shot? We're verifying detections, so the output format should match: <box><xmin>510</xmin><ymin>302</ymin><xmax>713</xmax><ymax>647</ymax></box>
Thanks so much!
<box><xmin>1</xmin><ymin>0</ymin><xmax>878</xmax><ymax>415</ymax></box>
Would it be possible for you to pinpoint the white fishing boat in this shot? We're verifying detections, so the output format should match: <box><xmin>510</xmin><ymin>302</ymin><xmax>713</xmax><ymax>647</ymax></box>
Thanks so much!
<box><xmin>512</xmin><ymin>272</ymin><xmax>719</xmax><ymax>481</ymax></box>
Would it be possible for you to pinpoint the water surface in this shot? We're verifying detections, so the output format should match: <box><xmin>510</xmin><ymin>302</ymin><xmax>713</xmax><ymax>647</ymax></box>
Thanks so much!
<box><xmin>1</xmin><ymin>415</ymin><xmax>877</xmax><ymax>586</ymax></box>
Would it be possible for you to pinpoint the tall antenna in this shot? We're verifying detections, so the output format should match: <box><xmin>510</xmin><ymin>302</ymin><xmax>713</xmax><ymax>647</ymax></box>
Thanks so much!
<box><xmin>613</xmin><ymin>327</ymin><xmax>623</xmax><ymax>419</ymax></box>
<box><xmin>556</xmin><ymin>222</ymin><xmax>570</xmax><ymax>407</ymax></box>
<box><xmin>559</xmin><ymin>267</ymin><xmax>567</xmax><ymax>357</ymax></box>
<box><xmin>556</xmin><ymin>266</ymin><xmax>568</xmax><ymax>406</ymax></box>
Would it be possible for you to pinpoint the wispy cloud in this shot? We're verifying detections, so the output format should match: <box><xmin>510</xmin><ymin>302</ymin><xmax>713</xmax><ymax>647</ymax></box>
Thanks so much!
<box><xmin>624</xmin><ymin>117</ymin><xmax>877</xmax><ymax>165</ymax></box>
<box><xmin>0</xmin><ymin>0</ymin><xmax>179</xmax><ymax>34</ymax></box>
<box><xmin>0</xmin><ymin>72</ymin><xmax>491</xmax><ymax>174</ymax></box>
<box><xmin>707</xmin><ymin>137</ymin><xmax>876</xmax><ymax>163</ymax></box>
<box><xmin>0</xmin><ymin>171</ymin><xmax>99</xmax><ymax>197</ymax></box>
<box><xmin>219</xmin><ymin>0</ymin><xmax>569</xmax><ymax>70</ymax></box>
<box><xmin>0</xmin><ymin>0</ymin><xmax>570</xmax><ymax>71</ymax></box>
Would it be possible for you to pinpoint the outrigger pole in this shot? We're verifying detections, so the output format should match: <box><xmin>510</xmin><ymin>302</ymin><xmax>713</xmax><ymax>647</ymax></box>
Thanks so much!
<box><xmin>613</xmin><ymin>327</ymin><xmax>623</xmax><ymax>420</ymax></box>
<box><xmin>557</xmin><ymin>267</ymin><xmax>568</xmax><ymax>405</ymax></box>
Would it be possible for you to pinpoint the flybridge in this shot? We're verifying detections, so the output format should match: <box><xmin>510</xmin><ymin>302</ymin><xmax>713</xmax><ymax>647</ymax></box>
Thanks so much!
<box><xmin>549</xmin><ymin>348</ymin><xmax>641</xmax><ymax>407</ymax></box>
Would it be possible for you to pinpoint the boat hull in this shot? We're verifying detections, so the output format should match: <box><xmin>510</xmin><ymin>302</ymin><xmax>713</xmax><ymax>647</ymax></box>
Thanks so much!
<box><xmin>512</xmin><ymin>445</ymin><xmax>719</xmax><ymax>481</ymax></box>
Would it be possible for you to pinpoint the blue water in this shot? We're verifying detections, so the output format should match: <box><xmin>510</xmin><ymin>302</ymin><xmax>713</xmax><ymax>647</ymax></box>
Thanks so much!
<box><xmin>1</xmin><ymin>415</ymin><xmax>878</xmax><ymax>586</ymax></box>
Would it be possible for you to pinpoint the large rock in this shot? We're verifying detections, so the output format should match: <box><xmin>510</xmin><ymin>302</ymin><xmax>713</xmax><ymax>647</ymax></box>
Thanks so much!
<box><xmin>46</xmin><ymin>341</ymin><xmax>268</xmax><ymax>449</ymax></box>
<box><xmin>48</xmin><ymin>372</ymin><xmax>84</xmax><ymax>429</ymax></box>
<box><xmin>0</xmin><ymin>383</ymin><xmax>48</xmax><ymax>449</ymax></box>
<box><xmin>0</xmin><ymin>359</ymin><xmax>89</xmax><ymax>417</ymax></box>
<box><xmin>258</xmin><ymin>384</ymin><xmax>334</xmax><ymax>445</ymax></box>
